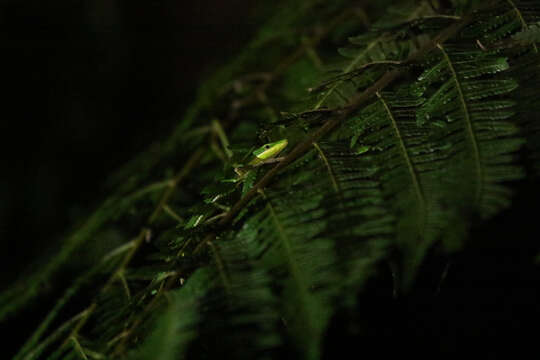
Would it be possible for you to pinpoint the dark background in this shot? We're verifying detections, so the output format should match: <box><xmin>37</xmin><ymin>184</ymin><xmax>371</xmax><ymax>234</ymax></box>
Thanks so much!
<box><xmin>1</xmin><ymin>0</ymin><xmax>260</xmax><ymax>285</ymax></box>
<box><xmin>1</xmin><ymin>0</ymin><xmax>540</xmax><ymax>356</ymax></box>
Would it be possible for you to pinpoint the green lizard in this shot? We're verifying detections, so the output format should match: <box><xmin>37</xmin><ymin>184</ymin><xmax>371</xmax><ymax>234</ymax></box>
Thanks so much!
<box><xmin>232</xmin><ymin>139</ymin><xmax>289</xmax><ymax>195</ymax></box>
<box><xmin>225</xmin><ymin>139</ymin><xmax>288</xmax><ymax>195</ymax></box>
<box><xmin>185</xmin><ymin>139</ymin><xmax>289</xmax><ymax>228</ymax></box>
<box><xmin>232</xmin><ymin>139</ymin><xmax>289</xmax><ymax>177</ymax></box>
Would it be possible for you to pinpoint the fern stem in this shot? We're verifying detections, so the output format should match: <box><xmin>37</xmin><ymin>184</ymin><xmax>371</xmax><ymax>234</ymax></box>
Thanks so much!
<box><xmin>206</xmin><ymin>240</ymin><xmax>232</xmax><ymax>292</ymax></box>
<box><xmin>148</xmin><ymin>147</ymin><xmax>206</xmax><ymax>224</ymax></box>
<box><xmin>19</xmin><ymin>308</ymin><xmax>92</xmax><ymax>360</ymax></box>
<box><xmin>264</xmin><ymin>196</ymin><xmax>315</xmax><ymax>342</ymax></box>
<box><xmin>116</xmin><ymin>271</ymin><xmax>131</xmax><ymax>300</ymax></box>
<box><xmin>312</xmin><ymin>142</ymin><xmax>341</xmax><ymax>194</ymax></box>
<box><xmin>162</xmin><ymin>204</ymin><xmax>184</xmax><ymax>224</ymax></box>
<box><xmin>266</xmin><ymin>202</ymin><xmax>297</xmax><ymax>279</ymax></box>
<box><xmin>70</xmin><ymin>336</ymin><xmax>89</xmax><ymax>360</ymax></box>
<box><xmin>120</xmin><ymin>180</ymin><xmax>172</xmax><ymax>205</ymax></box>
<box><xmin>377</xmin><ymin>92</ymin><xmax>425</xmax><ymax>211</ymax></box>
<box><xmin>314</xmin><ymin>35</ymin><xmax>385</xmax><ymax>109</ymax></box>
<box><xmin>437</xmin><ymin>43</ymin><xmax>483</xmax><ymax>205</ymax></box>
<box><xmin>14</xmin><ymin>275</ymin><xmax>98</xmax><ymax>360</ymax></box>
<box><xmin>311</xmin><ymin>60</ymin><xmax>402</xmax><ymax>95</ymax></box>
<box><xmin>51</xmin><ymin>228</ymin><xmax>148</xmax><ymax>356</ymax></box>
<box><xmin>103</xmin><ymin>229</ymin><xmax>149</xmax><ymax>292</ymax></box>
<box><xmin>110</xmin><ymin>281</ymin><xmax>168</xmax><ymax>355</ymax></box>
<box><xmin>101</xmin><ymin>239</ymin><xmax>137</xmax><ymax>262</ymax></box>
<box><xmin>212</xmin><ymin>118</ymin><xmax>233</xmax><ymax>159</ymax></box>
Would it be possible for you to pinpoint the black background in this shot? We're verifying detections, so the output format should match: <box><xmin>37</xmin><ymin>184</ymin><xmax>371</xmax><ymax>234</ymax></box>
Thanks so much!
<box><xmin>1</xmin><ymin>0</ymin><xmax>259</xmax><ymax>285</ymax></box>
<box><xmin>1</xmin><ymin>0</ymin><xmax>540</xmax><ymax>357</ymax></box>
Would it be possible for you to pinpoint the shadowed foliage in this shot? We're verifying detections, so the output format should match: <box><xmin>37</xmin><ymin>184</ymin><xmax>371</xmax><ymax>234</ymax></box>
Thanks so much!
<box><xmin>3</xmin><ymin>0</ymin><xmax>540</xmax><ymax>359</ymax></box>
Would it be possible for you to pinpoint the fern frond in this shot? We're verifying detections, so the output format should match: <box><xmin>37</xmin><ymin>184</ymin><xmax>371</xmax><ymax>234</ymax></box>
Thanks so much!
<box><xmin>337</xmin><ymin>85</ymin><xmax>457</xmax><ymax>288</ymax></box>
<box><xmin>310</xmin><ymin>1</ymin><xmax>463</xmax><ymax>110</ymax></box>
<box><xmin>215</xmin><ymin>143</ymin><xmax>394</xmax><ymax>359</ymax></box>
<box><xmin>416</xmin><ymin>45</ymin><xmax>523</xmax><ymax>218</ymax></box>
<box><xmin>127</xmin><ymin>268</ymin><xmax>209</xmax><ymax>360</ymax></box>
<box><xmin>463</xmin><ymin>0</ymin><xmax>540</xmax><ymax>48</ymax></box>
<box><xmin>186</xmin><ymin>228</ymin><xmax>284</xmax><ymax>359</ymax></box>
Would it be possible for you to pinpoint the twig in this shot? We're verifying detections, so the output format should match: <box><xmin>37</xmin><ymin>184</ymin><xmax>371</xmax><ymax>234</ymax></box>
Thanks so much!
<box><xmin>21</xmin><ymin>308</ymin><xmax>93</xmax><ymax>360</ymax></box>
<box><xmin>70</xmin><ymin>336</ymin><xmax>89</xmax><ymax>360</ymax></box>
<box><xmin>162</xmin><ymin>204</ymin><xmax>184</xmax><ymax>224</ymax></box>
<box><xmin>148</xmin><ymin>148</ymin><xmax>206</xmax><ymax>224</ymax></box>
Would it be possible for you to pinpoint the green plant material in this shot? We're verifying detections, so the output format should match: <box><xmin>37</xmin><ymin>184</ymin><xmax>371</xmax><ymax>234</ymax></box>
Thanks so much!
<box><xmin>5</xmin><ymin>0</ymin><xmax>540</xmax><ymax>359</ymax></box>
<box><xmin>127</xmin><ymin>268</ymin><xmax>211</xmax><ymax>360</ymax></box>
<box><xmin>513</xmin><ymin>21</ymin><xmax>540</xmax><ymax>43</ymax></box>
